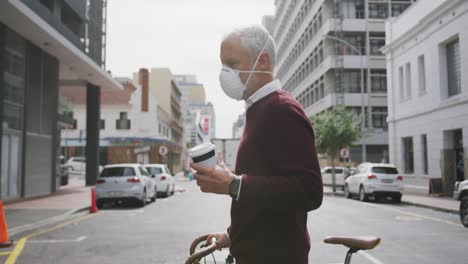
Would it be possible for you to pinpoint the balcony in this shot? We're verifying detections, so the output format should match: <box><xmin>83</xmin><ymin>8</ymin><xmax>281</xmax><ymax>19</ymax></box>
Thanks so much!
<box><xmin>170</xmin><ymin>120</ymin><xmax>184</xmax><ymax>135</ymax></box>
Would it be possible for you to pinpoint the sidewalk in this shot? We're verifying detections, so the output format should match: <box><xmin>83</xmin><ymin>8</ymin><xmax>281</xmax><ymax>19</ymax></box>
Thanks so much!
<box><xmin>323</xmin><ymin>186</ymin><xmax>460</xmax><ymax>214</ymax></box>
<box><xmin>4</xmin><ymin>174</ymin><xmax>91</xmax><ymax>237</ymax></box>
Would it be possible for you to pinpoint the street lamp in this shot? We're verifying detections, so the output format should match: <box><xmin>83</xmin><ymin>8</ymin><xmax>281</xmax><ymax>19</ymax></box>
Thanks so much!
<box><xmin>322</xmin><ymin>34</ymin><xmax>367</xmax><ymax>162</ymax></box>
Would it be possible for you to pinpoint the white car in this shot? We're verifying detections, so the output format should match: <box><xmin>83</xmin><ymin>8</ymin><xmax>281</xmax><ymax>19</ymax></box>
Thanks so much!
<box><xmin>66</xmin><ymin>157</ymin><xmax>86</xmax><ymax>171</ymax></box>
<box><xmin>321</xmin><ymin>166</ymin><xmax>346</xmax><ymax>189</ymax></box>
<box><xmin>144</xmin><ymin>164</ymin><xmax>175</xmax><ymax>197</ymax></box>
<box><xmin>95</xmin><ymin>164</ymin><xmax>157</xmax><ymax>208</ymax></box>
<box><xmin>344</xmin><ymin>163</ymin><xmax>404</xmax><ymax>202</ymax></box>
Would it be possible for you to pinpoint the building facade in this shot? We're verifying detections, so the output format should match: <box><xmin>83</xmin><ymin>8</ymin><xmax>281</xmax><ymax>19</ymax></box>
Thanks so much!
<box><xmin>269</xmin><ymin>0</ymin><xmax>415</xmax><ymax>163</ymax></box>
<box><xmin>60</xmin><ymin>78</ymin><xmax>176</xmax><ymax>168</ymax></box>
<box><xmin>382</xmin><ymin>0</ymin><xmax>468</xmax><ymax>193</ymax></box>
<box><xmin>0</xmin><ymin>0</ymin><xmax>119</xmax><ymax>201</ymax></box>
<box><xmin>133</xmin><ymin>68</ymin><xmax>184</xmax><ymax>173</ymax></box>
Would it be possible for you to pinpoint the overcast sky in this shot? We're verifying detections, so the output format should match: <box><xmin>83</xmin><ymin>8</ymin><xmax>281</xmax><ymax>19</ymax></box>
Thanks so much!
<box><xmin>106</xmin><ymin>0</ymin><xmax>275</xmax><ymax>138</ymax></box>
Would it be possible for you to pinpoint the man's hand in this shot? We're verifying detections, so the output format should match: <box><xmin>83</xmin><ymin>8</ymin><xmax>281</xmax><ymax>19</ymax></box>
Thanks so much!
<box><xmin>190</xmin><ymin>153</ymin><xmax>235</xmax><ymax>195</ymax></box>
<box><xmin>206</xmin><ymin>232</ymin><xmax>231</xmax><ymax>250</ymax></box>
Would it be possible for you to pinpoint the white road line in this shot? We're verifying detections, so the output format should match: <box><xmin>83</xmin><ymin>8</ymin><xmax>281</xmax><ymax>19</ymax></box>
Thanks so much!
<box><xmin>359</xmin><ymin>251</ymin><xmax>385</xmax><ymax>264</ymax></box>
<box><xmin>29</xmin><ymin>236</ymin><xmax>87</xmax><ymax>244</ymax></box>
<box><xmin>365</xmin><ymin>203</ymin><xmax>463</xmax><ymax>228</ymax></box>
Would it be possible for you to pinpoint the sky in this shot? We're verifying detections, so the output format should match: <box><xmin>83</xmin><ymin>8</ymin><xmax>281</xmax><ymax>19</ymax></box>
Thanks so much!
<box><xmin>106</xmin><ymin>0</ymin><xmax>275</xmax><ymax>138</ymax></box>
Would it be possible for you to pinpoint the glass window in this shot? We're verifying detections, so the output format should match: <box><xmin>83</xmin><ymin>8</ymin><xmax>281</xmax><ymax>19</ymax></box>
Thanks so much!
<box><xmin>446</xmin><ymin>38</ymin><xmax>461</xmax><ymax>97</ymax></box>
<box><xmin>399</xmin><ymin>66</ymin><xmax>404</xmax><ymax>100</ymax></box>
<box><xmin>371</xmin><ymin>70</ymin><xmax>387</xmax><ymax>93</ymax></box>
<box><xmin>372</xmin><ymin>107</ymin><xmax>388</xmax><ymax>130</ymax></box>
<box><xmin>418</xmin><ymin>55</ymin><xmax>426</xmax><ymax>93</ymax></box>
<box><xmin>3</xmin><ymin>28</ymin><xmax>26</xmax><ymax>131</ymax></box>
<box><xmin>405</xmin><ymin>63</ymin><xmax>412</xmax><ymax>98</ymax></box>
<box><xmin>146</xmin><ymin>167</ymin><xmax>163</xmax><ymax>175</ymax></box>
<box><xmin>391</xmin><ymin>3</ymin><xmax>411</xmax><ymax>17</ymax></box>
<box><xmin>369</xmin><ymin>3</ymin><xmax>388</xmax><ymax>19</ymax></box>
<box><xmin>370</xmin><ymin>37</ymin><xmax>385</xmax><ymax>55</ymax></box>
<box><xmin>372</xmin><ymin>167</ymin><xmax>399</xmax><ymax>174</ymax></box>
<box><xmin>100</xmin><ymin>167</ymin><xmax>136</xmax><ymax>177</ymax></box>
<box><xmin>421</xmin><ymin>134</ymin><xmax>428</xmax><ymax>174</ymax></box>
<box><xmin>139</xmin><ymin>166</ymin><xmax>149</xmax><ymax>176</ymax></box>
<box><xmin>402</xmin><ymin>137</ymin><xmax>414</xmax><ymax>174</ymax></box>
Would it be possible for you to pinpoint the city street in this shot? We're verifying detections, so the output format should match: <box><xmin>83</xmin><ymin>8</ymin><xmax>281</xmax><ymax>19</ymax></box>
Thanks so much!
<box><xmin>3</xmin><ymin>180</ymin><xmax>466</xmax><ymax>264</ymax></box>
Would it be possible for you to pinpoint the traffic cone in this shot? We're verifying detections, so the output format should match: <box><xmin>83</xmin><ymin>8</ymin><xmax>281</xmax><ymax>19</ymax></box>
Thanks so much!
<box><xmin>90</xmin><ymin>187</ymin><xmax>98</xmax><ymax>214</ymax></box>
<box><xmin>0</xmin><ymin>200</ymin><xmax>13</xmax><ymax>248</ymax></box>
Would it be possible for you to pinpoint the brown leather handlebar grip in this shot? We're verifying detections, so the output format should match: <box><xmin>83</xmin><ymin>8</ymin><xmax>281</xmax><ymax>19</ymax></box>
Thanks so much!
<box><xmin>185</xmin><ymin>235</ymin><xmax>218</xmax><ymax>264</ymax></box>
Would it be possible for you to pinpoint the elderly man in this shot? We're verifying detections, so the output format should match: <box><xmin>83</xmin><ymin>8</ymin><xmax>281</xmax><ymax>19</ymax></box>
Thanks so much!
<box><xmin>190</xmin><ymin>25</ymin><xmax>323</xmax><ymax>264</ymax></box>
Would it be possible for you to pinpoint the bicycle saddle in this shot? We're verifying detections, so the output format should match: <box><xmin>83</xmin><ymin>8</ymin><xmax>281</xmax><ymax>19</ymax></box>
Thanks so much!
<box><xmin>323</xmin><ymin>236</ymin><xmax>381</xmax><ymax>251</ymax></box>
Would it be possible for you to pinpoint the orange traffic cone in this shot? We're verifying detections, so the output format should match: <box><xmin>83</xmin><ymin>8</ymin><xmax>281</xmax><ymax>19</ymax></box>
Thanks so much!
<box><xmin>90</xmin><ymin>187</ymin><xmax>98</xmax><ymax>214</ymax></box>
<box><xmin>0</xmin><ymin>200</ymin><xmax>13</xmax><ymax>248</ymax></box>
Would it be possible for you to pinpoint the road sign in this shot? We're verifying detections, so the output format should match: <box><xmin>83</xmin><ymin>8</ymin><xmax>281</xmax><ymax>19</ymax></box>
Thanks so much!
<box><xmin>159</xmin><ymin>145</ymin><xmax>168</xmax><ymax>156</ymax></box>
<box><xmin>340</xmin><ymin>147</ymin><xmax>350</xmax><ymax>159</ymax></box>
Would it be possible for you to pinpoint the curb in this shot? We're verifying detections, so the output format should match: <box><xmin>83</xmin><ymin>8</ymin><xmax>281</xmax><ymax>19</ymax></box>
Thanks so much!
<box><xmin>324</xmin><ymin>190</ymin><xmax>459</xmax><ymax>214</ymax></box>
<box><xmin>401</xmin><ymin>200</ymin><xmax>459</xmax><ymax>214</ymax></box>
<box><xmin>8</xmin><ymin>206</ymin><xmax>91</xmax><ymax>237</ymax></box>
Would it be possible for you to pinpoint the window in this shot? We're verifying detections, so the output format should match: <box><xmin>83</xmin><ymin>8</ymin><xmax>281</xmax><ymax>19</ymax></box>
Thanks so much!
<box><xmin>405</xmin><ymin>63</ymin><xmax>412</xmax><ymax>99</ymax></box>
<box><xmin>371</xmin><ymin>70</ymin><xmax>387</xmax><ymax>93</ymax></box>
<box><xmin>372</xmin><ymin>107</ymin><xmax>388</xmax><ymax>130</ymax></box>
<box><xmin>446</xmin><ymin>38</ymin><xmax>461</xmax><ymax>97</ymax></box>
<box><xmin>372</xmin><ymin>167</ymin><xmax>398</xmax><ymax>174</ymax></box>
<box><xmin>399</xmin><ymin>66</ymin><xmax>404</xmax><ymax>101</ymax></box>
<box><xmin>391</xmin><ymin>3</ymin><xmax>411</xmax><ymax>17</ymax></box>
<box><xmin>139</xmin><ymin>167</ymin><xmax>149</xmax><ymax>176</ymax></box>
<box><xmin>421</xmin><ymin>134</ymin><xmax>428</xmax><ymax>174</ymax></box>
<box><xmin>116</xmin><ymin>112</ymin><xmax>131</xmax><ymax>130</ymax></box>
<box><xmin>370</xmin><ymin>35</ymin><xmax>385</xmax><ymax>55</ymax></box>
<box><xmin>369</xmin><ymin>3</ymin><xmax>388</xmax><ymax>19</ymax></box>
<box><xmin>341</xmin><ymin>70</ymin><xmax>365</xmax><ymax>93</ymax></box>
<box><xmin>146</xmin><ymin>167</ymin><xmax>163</xmax><ymax>175</ymax></box>
<box><xmin>100</xmin><ymin>167</ymin><xmax>136</xmax><ymax>177</ymax></box>
<box><xmin>418</xmin><ymin>55</ymin><xmax>426</xmax><ymax>94</ymax></box>
<box><xmin>403</xmin><ymin>137</ymin><xmax>414</xmax><ymax>174</ymax></box>
<box><xmin>71</xmin><ymin>119</ymin><xmax>77</xmax><ymax>130</ymax></box>
<box><xmin>100</xmin><ymin>119</ymin><xmax>105</xmax><ymax>130</ymax></box>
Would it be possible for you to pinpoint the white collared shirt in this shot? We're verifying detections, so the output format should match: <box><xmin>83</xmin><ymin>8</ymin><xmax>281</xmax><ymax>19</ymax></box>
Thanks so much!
<box><xmin>245</xmin><ymin>79</ymin><xmax>281</xmax><ymax>109</ymax></box>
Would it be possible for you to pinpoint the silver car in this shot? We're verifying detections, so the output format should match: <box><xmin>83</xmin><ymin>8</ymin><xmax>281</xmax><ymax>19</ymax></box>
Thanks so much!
<box><xmin>95</xmin><ymin>164</ymin><xmax>157</xmax><ymax>208</ymax></box>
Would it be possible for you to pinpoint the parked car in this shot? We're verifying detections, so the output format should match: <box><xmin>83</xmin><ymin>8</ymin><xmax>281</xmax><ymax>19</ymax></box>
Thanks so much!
<box><xmin>95</xmin><ymin>164</ymin><xmax>157</xmax><ymax>208</ymax></box>
<box><xmin>344</xmin><ymin>163</ymin><xmax>404</xmax><ymax>202</ymax></box>
<box><xmin>454</xmin><ymin>180</ymin><xmax>468</xmax><ymax>227</ymax></box>
<box><xmin>66</xmin><ymin>157</ymin><xmax>86</xmax><ymax>172</ymax></box>
<box><xmin>321</xmin><ymin>166</ymin><xmax>346</xmax><ymax>189</ymax></box>
<box><xmin>144</xmin><ymin>164</ymin><xmax>176</xmax><ymax>197</ymax></box>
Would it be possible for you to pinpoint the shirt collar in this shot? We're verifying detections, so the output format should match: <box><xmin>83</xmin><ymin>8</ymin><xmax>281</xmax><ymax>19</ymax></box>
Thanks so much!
<box><xmin>245</xmin><ymin>79</ymin><xmax>281</xmax><ymax>109</ymax></box>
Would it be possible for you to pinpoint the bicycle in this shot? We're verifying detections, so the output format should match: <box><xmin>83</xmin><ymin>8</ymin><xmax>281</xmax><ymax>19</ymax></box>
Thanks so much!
<box><xmin>185</xmin><ymin>234</ymin><xmax>381</xmax><ymax>264</ymax></box>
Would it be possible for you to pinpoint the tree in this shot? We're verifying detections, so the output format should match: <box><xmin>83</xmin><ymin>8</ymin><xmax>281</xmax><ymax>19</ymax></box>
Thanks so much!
<box><xmin>311</xmin><ymin>105</ymin><xmax>361</xmax><ymax>192</ymax></box>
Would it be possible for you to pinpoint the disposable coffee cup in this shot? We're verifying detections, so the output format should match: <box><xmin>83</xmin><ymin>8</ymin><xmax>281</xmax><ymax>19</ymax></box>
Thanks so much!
<box><xmin>189</xmin><ymin>142</ymin><xmax>216</xmax><ymax>168</ymax></box>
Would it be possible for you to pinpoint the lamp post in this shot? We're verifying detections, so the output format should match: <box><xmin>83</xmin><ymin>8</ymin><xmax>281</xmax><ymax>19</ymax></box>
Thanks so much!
<box><xmin>322</xmin><ymin>34</ymin><xmax>367</xmax><ymax>162</ymax></box>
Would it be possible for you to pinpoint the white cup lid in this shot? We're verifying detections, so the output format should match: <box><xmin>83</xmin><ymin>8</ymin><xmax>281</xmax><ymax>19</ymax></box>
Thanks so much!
<box><xmin>188</xmin><ymin>142</ymin><xmax>215</xmax><ymax>158</ymax></box>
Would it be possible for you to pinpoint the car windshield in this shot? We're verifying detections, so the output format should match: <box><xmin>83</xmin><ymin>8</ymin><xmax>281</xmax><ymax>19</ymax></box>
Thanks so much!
<box><xmin>372</xmin><ymin>167</ymin><xmax>398</xmax><ymax>174</ymax></box>
<box><xmin>146</xmin><ymin>167</ymin><xmax>163</xmax><ymax>175</ymax></box>
<box><xmin>100</xmin><ymin>167</ymin><xmax>136</xmax><ymax>177</ymax></box>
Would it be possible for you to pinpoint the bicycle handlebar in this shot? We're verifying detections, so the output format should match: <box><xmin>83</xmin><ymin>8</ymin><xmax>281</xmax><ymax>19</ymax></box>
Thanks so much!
<box><xmin>185</xmin><ymin>235</ymin><xmax>218</xmax><ymax>264</ymax></box>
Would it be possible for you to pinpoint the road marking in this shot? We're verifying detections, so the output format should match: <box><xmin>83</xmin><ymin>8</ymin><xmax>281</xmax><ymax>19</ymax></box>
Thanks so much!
<box><xmin>0</xmin><ymin>252</ymin><xmax>11</xmax><ymax>256</ymax></box>
<box><xmin>28</xmin><ymin>236</ymin><xmax>87</xmax><ymax>244</ymax></box>
<box><xmin>359</xmin><ymin>251</ymin><xmax>385</xmax><ymax>264</ymax></box>
<box><xmin>364</xmin><ymin>202</ymin><xmax>463</xmax><ymax>228</ymax></box>
<box><xmin>5</xmin><ymin>214</ymin><xmax>96</xmax><ymax>264</ymax></box>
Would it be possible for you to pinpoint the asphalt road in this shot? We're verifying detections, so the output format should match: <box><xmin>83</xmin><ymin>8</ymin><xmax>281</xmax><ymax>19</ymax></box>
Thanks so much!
<box><xmin>5</xmin><ymin>180</ymin><xmax>467</xmax><ymax>264</ymax></box>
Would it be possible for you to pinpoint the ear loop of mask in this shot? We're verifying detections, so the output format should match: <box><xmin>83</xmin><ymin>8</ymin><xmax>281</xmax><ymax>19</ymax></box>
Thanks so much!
<box><xmin>242</xmin><ymin>36</ymin><xmax>272</xmax><ymax>88</ymax></box>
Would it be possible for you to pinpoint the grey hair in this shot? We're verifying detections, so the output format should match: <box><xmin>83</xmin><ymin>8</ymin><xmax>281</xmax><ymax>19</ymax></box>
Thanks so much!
<box><xmin>225</xmin><ymin>25</ymin><xmax>276</xmax><ymax>71</ymax></box>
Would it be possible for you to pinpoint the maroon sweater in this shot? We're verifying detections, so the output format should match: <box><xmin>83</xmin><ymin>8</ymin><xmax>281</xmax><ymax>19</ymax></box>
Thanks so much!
<box><xmin>229</xmin><ymin>90</ymin><xmax>323</xmax><ymax>264</ymax></box>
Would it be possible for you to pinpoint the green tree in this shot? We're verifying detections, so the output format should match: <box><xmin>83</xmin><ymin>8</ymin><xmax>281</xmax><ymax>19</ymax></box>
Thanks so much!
<box><xmin>311</xmin><ymin>105</ymin><xmax>361</xmax><ymax>192</ymax></box>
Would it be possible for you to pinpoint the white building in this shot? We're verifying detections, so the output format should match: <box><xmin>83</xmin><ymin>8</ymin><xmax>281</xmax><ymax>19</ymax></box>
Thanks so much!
<box><xmin>382</xmin><ymin>0</ymin><xmax>468</xmax><ymax>193</ymax></box>
<box><xmin>61</xmin><ymin>78</ymin><xmax>169</xmax><ymax>165</ymax></box>
<box><xmin>269</xmin><ymin>0</ymin><xmax>415</xmax><ymax>163</ymax></box>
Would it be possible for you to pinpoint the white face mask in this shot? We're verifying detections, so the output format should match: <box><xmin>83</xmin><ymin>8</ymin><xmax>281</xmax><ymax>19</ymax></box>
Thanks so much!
<box><xmin>219</xmin><ymin>39</ymin><xmax>272</xmax><ymax>101</ymax></box>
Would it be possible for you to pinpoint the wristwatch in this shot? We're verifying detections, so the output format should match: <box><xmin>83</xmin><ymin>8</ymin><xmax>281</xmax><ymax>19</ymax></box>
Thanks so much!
<box><xmin>229</xmin><ymin>175</ymin><xmax>241</xmax><ymax>199</ymax></box>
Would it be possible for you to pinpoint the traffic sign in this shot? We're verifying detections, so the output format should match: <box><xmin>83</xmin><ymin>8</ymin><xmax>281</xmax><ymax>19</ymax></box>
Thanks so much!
<box><xmin>339</xmin><ymin>147</ymin><xmax>350</xmax><ymax>159</ymax></box>
<box><xmin>159</xmin><ymin>145</ymin><xmax>168</xmax><ymax>156</ymax></box>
